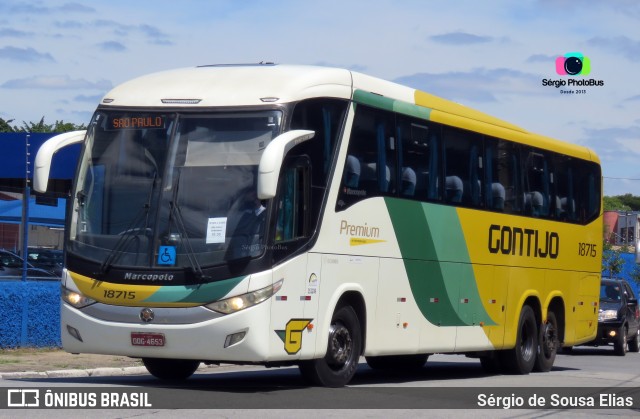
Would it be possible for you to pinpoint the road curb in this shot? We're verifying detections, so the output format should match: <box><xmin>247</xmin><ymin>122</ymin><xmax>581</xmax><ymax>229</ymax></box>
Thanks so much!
<box><xmin>1</xmin><ymin>366</ymin><xmax>148</xmax><ymax>380</ymax></box>
<box><xmin>0</xmin><ymin>363</ymin><xmax>235</xmax><ymax>380</ymax></box>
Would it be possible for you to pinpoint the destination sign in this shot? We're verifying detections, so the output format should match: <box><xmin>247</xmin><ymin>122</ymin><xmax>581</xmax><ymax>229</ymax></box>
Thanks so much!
<box><xmin>108</xmin><ymin>115</ymin><xmax>166</xmax><ymax>130</ymax></box>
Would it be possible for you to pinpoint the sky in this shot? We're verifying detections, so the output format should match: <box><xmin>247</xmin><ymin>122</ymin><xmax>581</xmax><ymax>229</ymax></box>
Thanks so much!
<box><xmin>0</xmin><ymin>0</ymin><xmax>639</xmax><ymax>196</ymax></box>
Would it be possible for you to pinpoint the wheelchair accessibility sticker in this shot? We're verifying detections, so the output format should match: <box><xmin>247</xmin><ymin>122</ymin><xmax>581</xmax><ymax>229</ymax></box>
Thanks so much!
<box><xmin>157</xmin><ymin>246</ymin><xmax>176</xmax><ymax>265</ymax></box>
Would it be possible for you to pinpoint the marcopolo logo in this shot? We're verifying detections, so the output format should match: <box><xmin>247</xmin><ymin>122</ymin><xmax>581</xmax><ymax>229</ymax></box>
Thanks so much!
<box><xmin>555</xmin><ymin>52</ymin><xmax>590</xmax><ymax>76</ymax></box>
<box><xmin>541</xmin><ymin>51</ymin><xmax>604</xmax><ymax>92</ymax></box>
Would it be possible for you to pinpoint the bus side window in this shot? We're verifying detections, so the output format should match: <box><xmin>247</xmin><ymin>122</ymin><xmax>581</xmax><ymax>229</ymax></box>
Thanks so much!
<box><xmin>551</xmin><ymin>155</ymin><xmax>576</xmax><ymax>221</ymax></box>
<box><xmin>397</xmin><ymin>116</ymin><xmax>440</xmax><ymax>202</ymax></box>
<box><xmin>443</xmin><ymin>126</ymin><xmax>482</xmax><ymax>206</ymax></box>
<box><xmin>574</xmin><ymin>160</ymin><xmax>601</xmax><ymax>224</ymax></box>
<box><xmin>485</xmin><ymin>137</ymin><xmax>521</xmax><ymax>214</ymax></box>
<box><xmin>523</xmin><ymin>148</ymin><xmax>550</xmax><ymax>218</ymax></box>
<box><xmin>336</xmin><ymin>105</ymin><xmax>395</xmax><ymax>210</ymax></box>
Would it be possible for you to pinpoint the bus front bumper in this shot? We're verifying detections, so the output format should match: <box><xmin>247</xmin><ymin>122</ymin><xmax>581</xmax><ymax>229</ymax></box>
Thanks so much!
<box><xmin>61</xmin><ymin>300</ymin><xmax>273</xmax><ymax>362</ymax></box>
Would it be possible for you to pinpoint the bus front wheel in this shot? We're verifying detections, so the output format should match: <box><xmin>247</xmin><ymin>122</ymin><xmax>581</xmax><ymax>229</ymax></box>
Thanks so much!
<box><xmin>142</xmin><ymin>358</ymin><xmax>200</xmax><ymax>380</ymax></box>
<box><xmin>500</xmin><ymin>305</ymin><xmax>537</xmax><ymax>374</ymax></box>
<box><xmin>299</xmin><ymin>305</ymin><xmax>362</xmax><ymax>387</ymax></box>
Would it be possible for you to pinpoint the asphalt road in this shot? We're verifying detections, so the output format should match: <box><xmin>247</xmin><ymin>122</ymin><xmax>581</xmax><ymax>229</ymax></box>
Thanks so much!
<box><xmin>1</xmin><ymin>346</ymin><xmax>639</xmax><ymax>417</ymax></box>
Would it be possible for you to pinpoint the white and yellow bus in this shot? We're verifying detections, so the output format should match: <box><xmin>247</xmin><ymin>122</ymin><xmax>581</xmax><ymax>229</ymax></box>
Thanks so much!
<box><xmin>35</xmin><ymin>64</ymin><xmax>602</xmax><ymax>386</ymax></box>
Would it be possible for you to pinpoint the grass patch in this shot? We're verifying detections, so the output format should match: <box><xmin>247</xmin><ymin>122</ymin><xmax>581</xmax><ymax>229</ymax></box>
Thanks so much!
<box><xmin>0</xmin><ymin>347</ymin><xmax>61</xmax><ymax>356</ymax></box>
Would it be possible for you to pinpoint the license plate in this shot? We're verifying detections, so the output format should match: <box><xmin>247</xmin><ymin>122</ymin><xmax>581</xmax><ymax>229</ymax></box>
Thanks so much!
<box><xmin>131</xmin><ymin>332</ymin><xmax>165</xmax><ymax>347</ymax></box>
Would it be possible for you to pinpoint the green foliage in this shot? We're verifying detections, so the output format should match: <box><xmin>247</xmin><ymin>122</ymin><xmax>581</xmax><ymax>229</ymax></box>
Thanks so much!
<box><xmin>604</xmin><ymin>194</ymin><xmax>640</xmax><ymax>211</ymax></box>
<box><xmin>602</xmin><ymin>241</ymin><xmax>629</xmax><ymax>278</ymax></box>
<box><xmin>0</xmin><ymin>117</ymin><xmax>86</xmax><ymax>133</ymax></box>
<box><xmin>630</xmin><ymin>263</ymin><xmax>640</xmax><ymax>288</ymax></box>
<box><xmin>604</xmin><ymin>196</ymin><xmax>632</xmax><ymax>211</ymax></box>
<box><xmin>0</xmin><ymin>117</ymin><xmax>16</xmax><ymax>132</ymax></box>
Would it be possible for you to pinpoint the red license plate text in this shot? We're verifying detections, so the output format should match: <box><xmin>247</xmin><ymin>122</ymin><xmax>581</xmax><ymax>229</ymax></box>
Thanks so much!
<box><xmin>131</xmin><ymin>332</ymin><xmax>165</xmax><ymax>347</ymax></box>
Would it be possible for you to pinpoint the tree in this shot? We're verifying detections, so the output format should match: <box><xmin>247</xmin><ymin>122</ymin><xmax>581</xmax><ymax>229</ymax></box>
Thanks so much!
<box><xmin>602</xmin><ymin>241</ymin><xmax>629</xmax><ymax>278</ymax></box>
<box><xmin>630</xmin><ymin>263</ymin><xmax>640</xmax><ymax>289</ymax></box>
<box><xmin>17</xmin><ymin>117</ymin><xmax>54</xmax><ymax>133</ymax></box>
<box><xmin>53</xmin><ymin>120</ymin><xmax>86</xmax><ymax>132</ymax></box>
<box><xmin>617</xmin><ymin>194</ymin><xmax>640</xmax><ymax>211</ymax></box>
<box><xmin>604</xmin><ymin>194</ymin><xmax>640</xmax><ymax>211</ymax></box>
<box><xmin>604</xmin><ymin>196</ymin><xmax>632</xmax><ymax>211</ymax></box>
<box><xmin>0</xmin><ymin>116</ymin><xmax>86</xmax><ymax>133</ymax></box>
<box><xmin>0</xmin><ymin>117</ymin><xmax>15</xmax><ymax>132</ymax></box>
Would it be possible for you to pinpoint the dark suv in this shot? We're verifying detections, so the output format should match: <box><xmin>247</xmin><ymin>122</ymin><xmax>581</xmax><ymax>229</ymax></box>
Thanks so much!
<box><xmin>592</xmin><ymin>278</ymin><xmax>640</xmax><ymax>355</ymax></box>
<box><xmin>0</xmin><ymin>249</ymin><xmax>59</xmax><ymax>280</ymax></box>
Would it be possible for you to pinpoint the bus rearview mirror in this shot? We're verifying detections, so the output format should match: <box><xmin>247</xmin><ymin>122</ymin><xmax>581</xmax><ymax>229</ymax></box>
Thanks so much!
<box><xmin>34</xmin><ymin>130</ymin><xmax>87</xmax><ymax>193</ymax></box>
<box><xmin>257</xmin><ymin>130</ymin><xmax>315</xmax><ymax>200</ymax></box>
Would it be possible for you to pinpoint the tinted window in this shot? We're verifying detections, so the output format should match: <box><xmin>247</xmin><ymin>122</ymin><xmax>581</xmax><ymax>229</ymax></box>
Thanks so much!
<box><xmin>337</xmin><ymin>105</ymin><xmax>396</xmax><ymax>210</ymax></box>
<box><xmin>397</xmin><ymin>116</ymin><xmax>440</xmax><ymax>201</ymax></box>
<box><xmin>484</xmin><ymin>137</ymin><xmax>522</xmax><ymax>214</ymax></box>
<box><xmin>334</xmin><ymin>101</ymin><xmax>601</xmax><ymax>225</ymax></box>
<box><xmin>443</xmin><ymin>127</ymin><xmax>482</xmax><ymax>206</ymax></box>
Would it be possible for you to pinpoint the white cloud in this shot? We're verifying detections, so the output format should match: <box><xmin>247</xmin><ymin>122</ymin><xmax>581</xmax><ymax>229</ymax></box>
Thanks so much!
<box><xmin>0</xmin><ymin>28</ymin><xmax>34</xmax><ymax>38</ymax></box>
<box><xmin>97</xmin><ymin>41</ymin><xmax>126</xmax><ymax>52</ymax></box>
<box><xmin>0</xmin><ymin>46</ymin><xmax>54</xmax><ymax>62</ymax></box>
<box><xmin>6</xmin><ymin>1</ymin><xmax>95</xmax><ymax>14</ymax></box>
<box><xmin>394</xmin><ymin>68</ymin><xmax>541</xmax><ymax>103</ymax></box>
<box><xmin>429</xmin><ymin>32</ymin><xmax>494</xmax><ymax>45</ymax></box>
<box><xmin>587</xmin><ymin>36</ymin><xmax>640</xmax><ymax>62</ymax></box>
<box><xmin>2</xmin><ymin>75</ymin><xmax>112</xmax><ymax>90</ymax></box>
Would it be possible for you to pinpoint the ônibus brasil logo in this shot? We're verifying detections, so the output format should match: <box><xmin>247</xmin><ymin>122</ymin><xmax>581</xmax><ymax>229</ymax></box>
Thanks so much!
<box><xmin>542</xmin><ymin>52</ymin><xmax>604</xmax><ymax>91</ymax></box>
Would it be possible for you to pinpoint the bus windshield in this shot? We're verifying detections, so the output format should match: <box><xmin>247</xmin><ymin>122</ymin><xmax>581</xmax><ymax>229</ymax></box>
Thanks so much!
<box><xmin>68</xmin><ymin>110</ymin><xmax>282</xmax><ymax>275</ymax></box>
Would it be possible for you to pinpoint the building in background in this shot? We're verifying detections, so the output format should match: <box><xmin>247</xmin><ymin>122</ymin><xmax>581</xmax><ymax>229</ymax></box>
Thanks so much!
<box><xmin>604</xmin><ymin>210</ymin><xmax>640</xmax><ymax>247</ymax></box>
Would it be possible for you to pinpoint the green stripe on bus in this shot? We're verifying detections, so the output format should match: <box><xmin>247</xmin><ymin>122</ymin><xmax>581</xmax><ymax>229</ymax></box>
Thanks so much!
<box><xmin>385</xmin><ymin>198</ymin><xmax>494</xmax><ymax>326</ymax></box>
<box><xmin>353</xmin><ymin>90</ymin><xmax>431</xmax><ymax>120</ymax></box>
<box><xmin>142</xmin><ymin>275</ymin><xmax>246</xmax><ymax>304</ymax></box>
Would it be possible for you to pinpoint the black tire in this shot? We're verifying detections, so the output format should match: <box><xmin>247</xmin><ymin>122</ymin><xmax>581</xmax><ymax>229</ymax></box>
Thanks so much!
<box><xmin>614</xmin><ymin>326</ymin><xmax>627</xmax><ymax>356</ymax></box>
<box><xmin>365</xmin><ymin>354</ymin><xmax>428</xmax><ymax>370</ymax></box>
<box><xmin>629</xmin><ymin>330</ymin><xmax>640</xmax><ymax>353</ymax></box>
<box><xmin>500</xmin><ymin>305</ymin><xmax>538</xmax><ymax>374</ymax></box>
<box><xmin>534</xmin><ymin>311</ymin><xmax>558</xmax><ymax>372</ymax></box>
<box><xmin>142</xmin><ymin>358</ymin><xmax>200</xmax><ymax>380</ymax></box>
<box><xmin>299</xmin><ymin>305</ymin><xmax>362</xmax><ymax>387</ymax></box>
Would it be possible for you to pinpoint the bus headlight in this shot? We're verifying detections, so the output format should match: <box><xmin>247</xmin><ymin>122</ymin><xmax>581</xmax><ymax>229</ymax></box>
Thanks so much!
<box><xmin>206</xmin><ymin>280</ymin><xmax>283</xmax><ymax>314</ymax></box>
<box><xmin>61</xmin><ymin>285</ymin><xmax>96</xmax><ymax>308</ymax></box>
<box><xmin>598</xmin><ymin>309</ymin><xmax>618</xmax><ymax>322</ymax></box>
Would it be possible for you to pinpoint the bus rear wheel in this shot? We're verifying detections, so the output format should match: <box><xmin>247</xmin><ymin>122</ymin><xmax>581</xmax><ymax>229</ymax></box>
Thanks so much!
<box><xmin>142</xmin><ymin>358</ymin><xmax>200</xmax><ymax>380</ymax></box>
<box><xmin>500</xmin><ymin>305</ymin><xmax>537</xmax><ymax>374</ymax></box>
<box><xmin>534</xmin><ymin>311</ymin><xmax>558</xmax><ymax>372</ymax></box>
<box><xmin>299</xmin><ymin>305</ymin><xmax>362</xmax><ymax>387</ymax></box>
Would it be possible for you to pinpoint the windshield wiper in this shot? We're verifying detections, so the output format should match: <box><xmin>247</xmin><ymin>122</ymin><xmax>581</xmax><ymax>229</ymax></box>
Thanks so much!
<box><xmin>96</xmin><ymin>174</ymin><xmax>156</xmax><ymax>275</ymax></box>
<box><xmin>167</xmin><ymin>169</ymin><xmax>210</xmax><ymax>281</ymax></box>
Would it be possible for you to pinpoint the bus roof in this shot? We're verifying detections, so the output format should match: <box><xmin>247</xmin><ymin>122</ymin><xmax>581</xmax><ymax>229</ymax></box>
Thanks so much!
<box><xmin>101</xmin><ymin>64</ymin><xmax>354</xmax><ymax>107</ymax></box>
<box><xmin>100</xmin><ymin>63</ymin><xmax>599</xmax><ymax>164</ymax></box>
